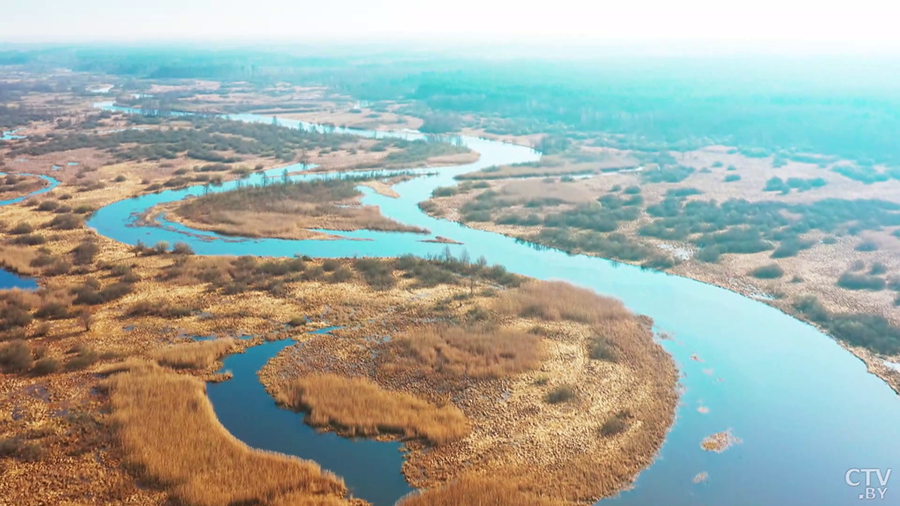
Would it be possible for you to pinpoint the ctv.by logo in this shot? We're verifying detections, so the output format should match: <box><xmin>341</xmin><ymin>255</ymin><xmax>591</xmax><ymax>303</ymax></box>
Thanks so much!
<box><xmin>846</xmin><ymin>469</ymin><xmax>891</xmax><ymax>500</ymax></box>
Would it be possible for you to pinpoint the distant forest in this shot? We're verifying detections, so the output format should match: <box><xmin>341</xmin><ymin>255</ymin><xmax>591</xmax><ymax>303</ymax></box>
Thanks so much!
<box><xmin>3</xmin><ymin>46</ymin><xmax>900</xmax><ymax>164</ymax></box>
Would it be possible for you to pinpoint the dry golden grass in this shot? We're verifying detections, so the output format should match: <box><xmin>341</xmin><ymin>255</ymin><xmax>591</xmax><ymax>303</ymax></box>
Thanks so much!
<box><xmin>105</xmin><ymin>367</ymin><xmax>350</xmax><ymax>506</ymax></box>
<box><xmin>0</xmin><ymin>245</ymin><xmax>39</xmax><ymax>275</ymax></box>
<box><xmin>389</xmin><ymin>325</ymin><xmax>544</xmax><ymax>379</ymax></box>
<box><xmin>170</xmin><ymin>177</ymin><xmax>428</xmax><ymax>240</ymax></box>
<box><xmin>496</xmin><ymin>280</ymin><xmax>630</xmax><ymax>325</ymax></box>
<box><xmin>460</xmin><ymin>151</ymin><xmax>637</xmax><ymax>180</ymax></box>
<box><xmin>0</xmin><ymin>288</ymin><xmax>44</xmax><ymax>309</ymax></box>
<box><xmin>275</xmin><ymin>373</ymin><xmax>469</xmax><ymax>445</ymax></box>
<box><xmin>171</xmin><ymin>207</ymin><xmax>427</xmax><ymax>240</ymax></box>
<box><xmin>398</xmin><ymin>476</ymin><xmax>560</xmax><ymax>506</ymax></box>
<box><xmin>151</xmin><ymin>338</ymin><xmax>235</xmax><ymax>369</ymax></box>
<box><xmin>493</xmin><ymin>178</ymin><xmax>598</xmax><ymax>203</ymax></box>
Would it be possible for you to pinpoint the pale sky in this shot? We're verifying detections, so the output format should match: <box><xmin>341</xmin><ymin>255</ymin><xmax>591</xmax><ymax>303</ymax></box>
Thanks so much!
<box><xmin>2</xmin><ymin>0</ymin><xmax>900</xmax><ymax>53</ymax></box>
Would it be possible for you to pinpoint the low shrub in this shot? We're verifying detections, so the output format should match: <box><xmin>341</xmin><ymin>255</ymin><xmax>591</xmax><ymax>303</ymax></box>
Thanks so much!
<box><xmin>287</xmin><ymin>316</ymin><xmax>308</xmax><ymax>327</ymax></box>
<box><xmin>0</xmin><ymin>436</ymin><xmax>45</xmax><ymax>462</ymax></box>
<box><xmin>588</xmin><ymin>337</ymin><xmax>618</xmax><ymax>362</ymax></box>
<box><xmin>600</xmin><ymin>410</ymin><xmax>631</xmax><ymax>437</ymax></box>
<box><xmin>72</xmin><ymin>240</ymin><xmax>100</xmax><ymax>265</ymax></box>
<box><xmin>432</xmin><ymin>186</ymin><xmax>458</xmax><ymax>197</ymax></box>
<box><xmin>545</xmin><ymin>384</ymin><xmax>577</xmax><ymax>404</ymax></box>
<box><xmin>695</xmin><ymin>247</ymin><xmax>721</xmax><ymax>263</ymax></box>
<box><xmin>172</xmin><ymin>242</ymin><xmax>194</xmax><ymax>255</ymax></box>
<box><xmin>327</xmin><ymin>266</ymin><xmax>354</xmax><ymax>283</ymax></box>
<box><xmin>0</xmin><ymin>340</ymin><xmax>32</xmax><ymax>373</ymax></box>
<box><xmin>856</xmin><ymin>240</ymin><xmax>879</xmax><ymax>252</ymax></box>
<box><xmin>750</xmin><ymin>264</ymin><xmax>785</xmax><ymax>279</ymax></box>
<box><xmin>870</xmin><ymin>262</ymin><xmax>888</xmax><ymax>275</ymax></box>
<box><xmin>354</xmin><ymin>257</ymin><xmax>396</xmax><ymax>290</ymax></box>
<box><xmin>37</xmin><ymin>200</ymin><xmax>59</xmax><ymax>212</ymax></box>
<box><xmin>13</xmin><ymin>233</ymin><xmax>46</xmax><ymax>246</ymax></box>
<box><xmin>45</xmin><ymin>260</ymin><xmax>71</xmax><ymax>276</ymax></box>
<box><xmin>9</xmin><ymin>222</ymin><xmax>34</xmax><ymax>234</ymax></box>
<box><xmin>48</xmin><ymin>214</ymin><xmax>84</xmax><ymax>230</ymax></box>
<box><xmin>128</xmin><ymin>301</ymin><xmax>192</xmax><ymax>318</ymax></box>
<box><xmin>31</xmin><ymin>357</ymin><xmax>61</xmax><ymax>376</ymax></box>
<box><xmin>65</xmin><ymin>347</ymin><xmax>98</xmax><ymax>371</ymax></box>
<box><xmin>0</xmin><ymin>305</ymin><xmax>32</xmax><ymax>331</ymax></box>
<box><xmin>837</xmin><ymin>272</ymin><xmax>886</xmax><ymax>291</ymax></box>
<box><xmin>35</xmin><ymin>302</ymin><xmax>70</xmax><ymax>320</ymax></box>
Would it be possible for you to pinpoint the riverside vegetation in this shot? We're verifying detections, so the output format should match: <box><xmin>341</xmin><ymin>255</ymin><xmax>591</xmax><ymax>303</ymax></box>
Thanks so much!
<box><xmin>263</xmin><ymin>278</ymin><xmax>677</xmax><ymax>505</ymax></box>
<box><xmin>168</xmin><ymin>175</ymin><xmax>429</xmax><ymax>240</ymax></box>
<box><xmin>0</xmin><ymin>82</ymin><xmax>676</xmax><ymax>505</ymax></box>
<box><xmin>421</xmin><ymin>141</ymin><xmax>900</xmax><ymax>393</ymax></box>
<box><xmin>4</xmin><ymin>57</ymin><xmax>899</xmax><ymax>505</ymax></box>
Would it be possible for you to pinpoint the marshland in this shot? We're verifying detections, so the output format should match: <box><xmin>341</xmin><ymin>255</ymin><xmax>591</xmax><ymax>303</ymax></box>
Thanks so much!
<box><xmin>0</xmin><ymin>44</ymin><xmax>899</xmax><ymax>506</ymax></box>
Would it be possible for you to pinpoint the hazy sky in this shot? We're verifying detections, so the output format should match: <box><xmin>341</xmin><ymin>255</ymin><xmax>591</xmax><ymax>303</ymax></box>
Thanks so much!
<box><xmin>3</xmin><ymin>0</ymin><xmax>899</xmax><ymax>53</ymax></box>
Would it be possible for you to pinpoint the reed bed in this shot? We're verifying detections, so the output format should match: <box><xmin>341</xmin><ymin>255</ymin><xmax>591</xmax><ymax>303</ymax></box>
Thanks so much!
<box><xmin>495</xmin><ymin>280</ymin><xmax>629</xmax><ymax>325</ymax></box>
<box><xmin>398</xmin><ymin>476</ymin><xmax>559</xmax><ymax>506</ymax></box>
<box><xmin>389</xmin><ymin>325</ymin><xmax>544</xmax><ymax>379</ymax></box>
<box><xmin>105</xmin><ymin>367</ymin><xmax>349</xmax><ymax>506</ymax></box>
<box><xmin>276</xmin><ymin>373</ymin><xmax>469</xmax><ymax>445</ymax></box>
<box><xmin>0</xmin><ymin>245</ymin><xmax>39</xmax><ymax>275</ymax></box>
<box><xmin>152</xmin><ymin>337</ymin><xmax>235</xmax><ymax>369</ymax></box>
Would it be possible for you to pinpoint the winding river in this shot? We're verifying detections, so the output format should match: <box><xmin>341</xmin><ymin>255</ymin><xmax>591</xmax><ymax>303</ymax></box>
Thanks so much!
<box><xmin>15</xmin><ymin>102</ymin><xmax>896</xmax><ymax>506</ymax></box>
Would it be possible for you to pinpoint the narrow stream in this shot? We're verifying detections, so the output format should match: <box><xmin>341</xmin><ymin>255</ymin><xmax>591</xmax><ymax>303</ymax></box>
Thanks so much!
<box><xmin>207</xmin><ymin>333</ymin><xmax>413</xmax><ymax>505</ymax></box>
<box><xmin>0</xmin><ymin>173</ymin><xmax>59</xmax><ymax>206</ymax></box>
<box><xmin>67</xmin><ymin>102</ymin><xmax>900</xmax><ymax>505</ymax></box>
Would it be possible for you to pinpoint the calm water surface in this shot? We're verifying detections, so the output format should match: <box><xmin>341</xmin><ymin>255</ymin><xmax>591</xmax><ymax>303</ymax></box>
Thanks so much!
<box><xmin>0</xmin><ymin>269</ymin><xmax>37</xmax><ymax>290</ymax></box>
<box><xmin>85</xmin><ymin>103</ymin><xmax>900</xmax><ymax>506</ymax></box>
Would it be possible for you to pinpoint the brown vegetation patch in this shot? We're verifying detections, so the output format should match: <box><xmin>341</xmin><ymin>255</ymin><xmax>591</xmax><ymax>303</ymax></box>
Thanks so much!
<box><xmin>495</xmin><ymin>280</ymin><xmax>629</xmax><ymax>325</ymax></box>
<box><xmin>700</xmin><ymin>429</ymin><xmax>742</xmax><ymax>453</ymax></box>
<box><xmin>0</xmin><ymin>245</ymin><xmax>40</xmax><ymax>275</ymax></box>
<box><xmin>170</xmin><ymin>178</ymin><xmax>427</xmax><ymax>240</ymax></box>
<box><xmin>0</xmin><ymin>174</ymin><xmax>48</xmax><ymax>201</ymax></box>
<box><xmin>105</xmin><ymin>367</ymin><xmax>351</xmax><ymax>506</ymax></box>
<box><xmin>152</xmin><ymin>338</ymin><xmax>235</xmax><ymax>370</ymax></box>
<box><xmin>276</xmin><ymin>373</ymin><xmax>469</xmax><ymax>445</ymax></box>
<box><xmin>398</xmin><ymin>476</ymin><xmax>561</xmax><ymax>506</ymax></box>
<box><xmin>387</xmin><ymin>325</ymin><xmax>544</xmax><ymax>380</ymax></box>
<box><xmin>459</xmin><ymin>151</ymin><xmax>638</xmax><ymax>180</ymax></box>
<box><xmin>263</xmin><ymin>279</ymin><xmax>678</xmax><ymax>505</ymax></box>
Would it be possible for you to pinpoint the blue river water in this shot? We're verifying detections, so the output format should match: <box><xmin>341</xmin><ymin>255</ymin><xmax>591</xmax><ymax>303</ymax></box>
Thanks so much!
<box><xmin>1</xmin><ymin>129</ymin><xmax>26</xmax><ymax>141</ymax></box>
<box><xmin>78</xmin><ymin>103</ymin><xmax>900</xmax><ymax>506</ymax></box>
<box><xmin>0</xmin><ymin>173</ymin><xmax>58</xmax><ymax>206</ymax></box>
<box><xmin>0</xmin><ymin>269</ymin><xmax>37</xmax><ymax>290</ymax></box>
<box><xmin>207</xmin><ymin>336</ymin><xmax>413</xmax><ymax>505</ymax></box>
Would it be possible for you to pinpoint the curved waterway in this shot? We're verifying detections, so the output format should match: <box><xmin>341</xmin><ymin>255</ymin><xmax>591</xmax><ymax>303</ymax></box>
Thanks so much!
<box><xmin>84</xmin><ymin>103</ymin><xmax>899</xmax><ymax>506</ymax></box>
<box><xmin>0</xmin><ymin>173</ymin><xmax>59</xmax><ymax>206</ymax></box>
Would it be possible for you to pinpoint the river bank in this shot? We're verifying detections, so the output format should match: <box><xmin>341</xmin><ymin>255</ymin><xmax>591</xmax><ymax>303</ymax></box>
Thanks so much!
<box><xmin>418</xmin><ymin>170</ymin><xmax>900</xmax><ymax>396</ymax></box>
<box><xmin>3</xmin><ymin>89</ymin><xmax>899</xmax><ymax>506</ymax></box>
<box><xmin>258</xmin><ymin>280</ymin><xmax>678</xmax><ymax>505</ymax></box>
